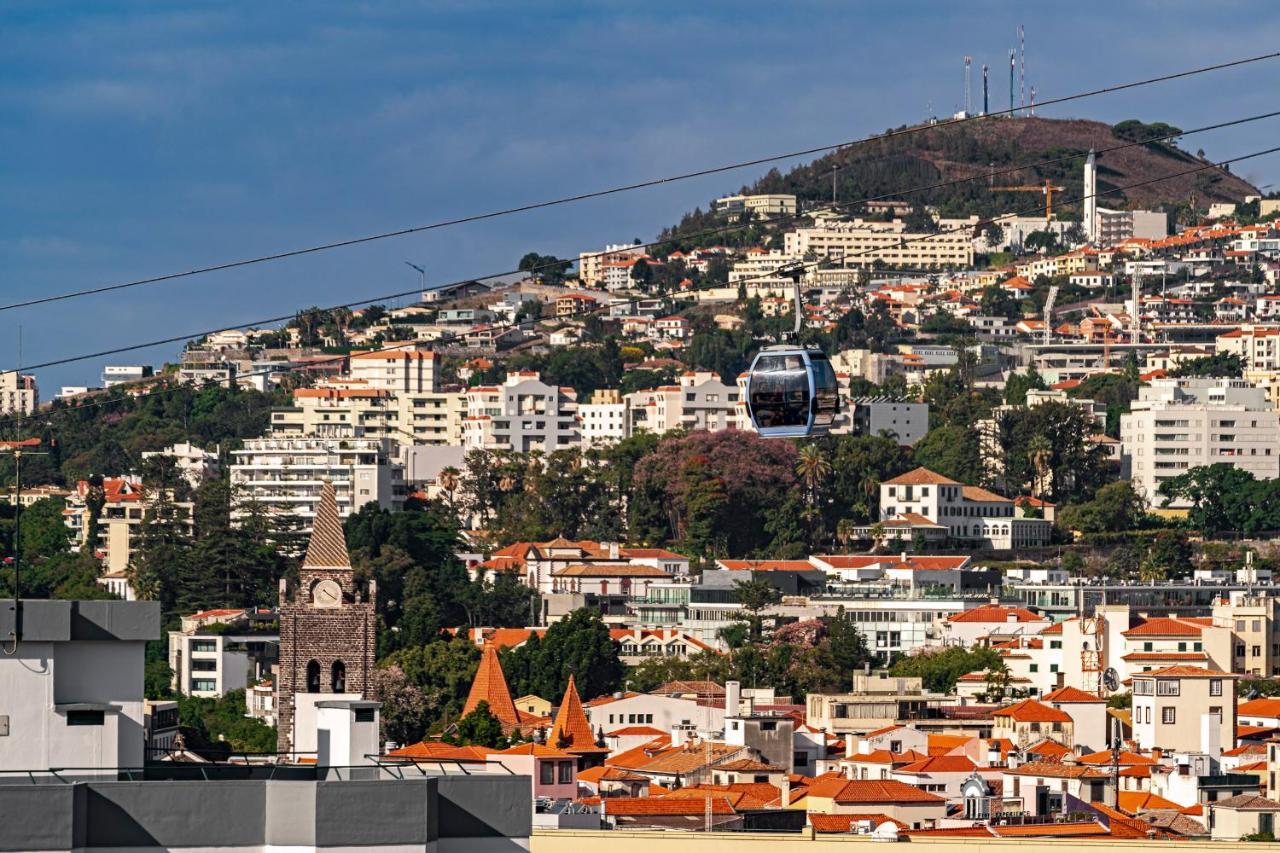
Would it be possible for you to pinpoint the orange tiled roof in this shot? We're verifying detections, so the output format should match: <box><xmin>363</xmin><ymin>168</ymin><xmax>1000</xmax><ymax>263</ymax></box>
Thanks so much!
<box><xmin>604</xmin><ymin>796</ymin><xmax>736</xmax><ymax>816</ymax></box>
<box><xmin>993</xmin><ymin>699</ymin><xmax>1072</xmax><ymax>724</ymax></box>
<box><xmin>882</xmin><ymin>467</ymin><xmax>959</xmax><ymax>486</ymax></box>
<box><xmin>809</xmin><ymin>813</ymin><xmax>906</xmax><ymax>833</ymax></box>
<box><xmin>1237</xmin><ymin>697</ymin><xmax>1280</xmax><ymax>717</ymax></box>
<box><xmin>895</xmin><ymin>755</ymin><xmax>976</xmax><ymax>774</ymax></box>
<box><xmin>1122</xmin><ymin>617</ymin><xmax>1205</xmax><ymax>637</ymax></box>
<box><xmin>1043</xmin><ymin>686</ymin><xmax>1105</xmax><ymax>704</ymax></box>
<box><xmin>948</xmin><ymin>605</ymin><xmax>1044</xmax><ymax>624</ymax></box>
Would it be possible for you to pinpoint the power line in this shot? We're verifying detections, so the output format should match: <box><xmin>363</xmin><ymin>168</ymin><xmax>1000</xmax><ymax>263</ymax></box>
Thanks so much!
<box><xmin>11</xmin><ymin>108</ymin><xmax>1277</xmax><ymax>376</ymax></box>
<box><xmin>5</xmin><ymin>137</ymin><xmax>1276</xmax><ymax>434</ymax></box>
<box><xmin>3</xmin><ymin>50</ymin><xmax>1277</xmax><ymax>314</ymax></box>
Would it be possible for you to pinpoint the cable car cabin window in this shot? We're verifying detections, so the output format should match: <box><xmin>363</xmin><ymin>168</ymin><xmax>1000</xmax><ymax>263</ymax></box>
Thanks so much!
<box><xmin>750</xmin><ymin>354</ymin><xmax>810</xmax><ymax>428</ymax></box>
<box><xmin>809</xmin><ymin>353</ymin><xmax>839</xmax><ymax>426</ymax></box>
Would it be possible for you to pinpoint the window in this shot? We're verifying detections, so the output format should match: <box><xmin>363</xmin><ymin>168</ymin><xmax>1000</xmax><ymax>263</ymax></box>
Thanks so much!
<box><xmin>760</xmin><ymin>721</ymin><xmax>777</xmax><ymax>732</ymax></box>
<box><xmin>1029</xmin><ymin>664</ymin><xmax>1039</xmax><ymax>673</ymax></box>
<box><xmin>1210</xmin><ymin>679</ymin><xmax>1223</xmax><ymax>697</ymax></box>
<box><xmin>355</xmin><ymin>708</ymin><xmax>376</xmax><ymax>723</ymax></box>
<box><xmin>793</xmin><ymin>751</ymin><xmax>809</xmax><ymax>767</ymax></box>
<box><xmin>331</xmin><ymin>661</ymin><xmax>346</xmax><ymax>693</ymax></box>
<box><xmin>1162</xmin><ymin>707</ymin><xmax>1176</xmax><ymax>725</ymax></box>
<box><xmin>67</xmin><ymin>710</ymin><xmax>105</xmax><ymax>726</ymax></box>
<box><xmin>540</xmin><ymin>762</ymin><xmax>555</xmax><ymax>785</ymax></box>
<box><xmin>1156</xmin><ymin>680</ymin><xmax>1180</xmax><ymax>696</ymax></box>
<box><xmin>558</xmin><ymin>761</ymin><xmax>574</xmax><ymax>783</ymax></box>
<box><xmin>191</xmin><ymin>659</ymin><xmax>217</xmax><ymax>672</ymax></box>
<box><xmin>191</xmin><ymin>640</ymin><xmax>217</xmax><ymax>654</ymax></box>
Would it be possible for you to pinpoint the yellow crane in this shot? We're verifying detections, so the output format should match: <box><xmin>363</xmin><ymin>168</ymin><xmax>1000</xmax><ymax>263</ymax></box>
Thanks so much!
<box><xmin>991</xmin><ymin>179</ymin><xmax>1066</xmax><ymax>224</ymax></box>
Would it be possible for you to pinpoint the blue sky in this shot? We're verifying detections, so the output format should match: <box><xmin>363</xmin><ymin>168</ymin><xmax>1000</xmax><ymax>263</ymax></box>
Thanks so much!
<box><xmin>3</xmin><ymin>1</ymin><xmax>1279</xmax><ymax>392</ymax></box>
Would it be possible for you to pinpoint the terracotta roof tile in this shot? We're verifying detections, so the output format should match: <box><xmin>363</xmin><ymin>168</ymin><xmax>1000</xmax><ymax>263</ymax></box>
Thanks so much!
<box><xmin>548</xmin><ymin>675</ymin><xmax>606</xmax><ymax>754</ymax></box>
<box><xmin>993</xmin><ymin>699</ymin><xmax>1072</xmax><ymax>723</ymax></box>
<box><xmin>463</xmin><ymin>643</ymin><xmax>521</xmax><ymax>731</ymax></box>
<box><xmin>882</xmin><ymin>467</ymin><xmax>960</xmax><ymax>486</ymax></box>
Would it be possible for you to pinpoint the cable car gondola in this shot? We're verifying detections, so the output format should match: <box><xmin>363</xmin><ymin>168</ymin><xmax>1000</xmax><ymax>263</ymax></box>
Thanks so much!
<box><xmin>744</xmin><ymin>266</ymin><xmax>840</xmax><ymax>438</ymax></box>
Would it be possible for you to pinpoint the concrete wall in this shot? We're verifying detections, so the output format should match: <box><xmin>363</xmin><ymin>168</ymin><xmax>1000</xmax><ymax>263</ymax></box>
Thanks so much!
<box><xmin>531</xmin><ymin>829</ymin><xmax>1272</xmax><ymax>853</ymax></box>
<box><xmin>0</xmin><ymin>774</ymin><xmax>532</xmax><ymax>852</ymax></box>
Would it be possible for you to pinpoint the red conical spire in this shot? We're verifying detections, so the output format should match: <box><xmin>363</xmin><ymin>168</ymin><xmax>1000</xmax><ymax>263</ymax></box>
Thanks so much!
<box><xmin>548</xmin><ymin>675</ymin><xmax>602</xmax><ymax>752</ymax></box>
<box><xmin>463</xmin><ymin>642</ymin><xmax>520</xmax><ymax>731</ymax></box>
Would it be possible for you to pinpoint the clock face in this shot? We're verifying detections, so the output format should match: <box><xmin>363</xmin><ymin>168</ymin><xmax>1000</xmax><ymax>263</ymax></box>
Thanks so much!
<box><xmin>312</xmin><ymin>579</ymin><xmax>342</xmax><ymax>608</ymax></box>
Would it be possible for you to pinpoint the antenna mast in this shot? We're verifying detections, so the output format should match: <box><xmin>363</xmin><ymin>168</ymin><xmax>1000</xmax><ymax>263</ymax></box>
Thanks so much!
<box><xmin>964</xmin><ymin>56</ymin><xmax>972</xmax><ymax>115</ymax></box>
<box><xmin>982</xmin><ymin>64</ymin><xmax>989</xmax><ymax>115</ymax></box>
<box><xmin>1019</xmin><ymin>25</ymin><xmax>1026</xmax><ymax>115</ymax></box>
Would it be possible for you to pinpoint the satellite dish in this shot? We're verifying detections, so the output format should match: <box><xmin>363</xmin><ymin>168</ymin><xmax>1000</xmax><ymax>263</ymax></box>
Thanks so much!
<box><xmin>1102</xmin><ymin>668</ymin><xmax>1120</xmax><ymax>693</ymax></box>
<box><xmin>872</xmin><ymin>821</ymin><xmax>901</xmax><ymax>842</ymax></box>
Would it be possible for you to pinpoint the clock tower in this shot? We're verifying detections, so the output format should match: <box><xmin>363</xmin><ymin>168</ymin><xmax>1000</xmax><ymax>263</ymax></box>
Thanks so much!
<box><xmin>276</xmin><ymin>480</ymin><xmax>377</xmax><ymax>756</ymax></box>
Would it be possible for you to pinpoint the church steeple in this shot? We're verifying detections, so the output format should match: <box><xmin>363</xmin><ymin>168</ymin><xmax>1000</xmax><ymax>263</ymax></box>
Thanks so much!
<box><xmin>548</xmin><ymin>675</ymin><xmax>608</xmax><ymax>766</ymax></box>
<box><xmin>302</xmin><ymin>480</ymin><xmax>351</xmax><ymax>570</ymax></box>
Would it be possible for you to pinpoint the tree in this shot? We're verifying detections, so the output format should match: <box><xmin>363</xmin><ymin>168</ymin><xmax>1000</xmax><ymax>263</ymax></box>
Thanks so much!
<box><xmin>796</xmin><ymin>445</ymin><xmax>832</xmax><ymax>542</ymax></box>
<box><xmin>890</xmin><ymin>646</ymin><xmax>1003</xmax><ymax>693</ymax></box>
<box><xmin>517</xmin><ymin>252</ymin><xmax>571</xmax><ymax>284</ymax></box>
<box><xmin>913</xmin><ymin>425</ymin><xmax>983</xmax><ymax>485</ymax></box>
<box><xmin>451</xmin><ymin>701</ymin><xmax>507</xmax><ymax>748</ymax></box>
<box><xmin>381</xmin><ymin>637</ymin><xmax>480</xmax><ymax>733</ymax></box>
<box><xmin>1003</xmin><ymin>367</ymin><xmax>1046</xmax><ymax>406</ymax></box>
<box><xmin>1169</xmin><ymin>352</ymin><xmax>1244</xmax><ymax>379</ymax></box>
<box><xmin>734</xmin><ymin>577</ymin><xmax>782</xmax><ymax>641</ymax></box>
<box><xmin>979</xmin><ymin>285</ymin><xmax>1022</xmax><ymax>321</ymax></box>
<box><xmin>15</xmin><ymin>497</ymin><xmax>71</xmax><ymax>560</ymax></box>
<box><xmin>371</xmin><ymin>664</ymin><xmax>436</xmax><ymax>746</ymax></box>
<box><xmin>1058</xmin><ymin>481</ymin><xmax>1148</xmax><ymax>534</ymax></box>
<box><xmin>982</xmin><ymin>220</ymin><xmax>1005</xmax><ymax>249</ymax></box>
<box><xmin>501</xmin><ymin>608</ymin><xmax>624</xmax><ymax>702</ymax></box>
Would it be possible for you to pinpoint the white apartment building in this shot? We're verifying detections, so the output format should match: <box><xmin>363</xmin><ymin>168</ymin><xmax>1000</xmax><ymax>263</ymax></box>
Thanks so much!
<box><xmin>1122</xmin><ymin>378</ymin><xmax>1280</xmax><ymax>507</ymax></box>
<box><xmin>167</xmin><ymin>608</ymin><xmax>278</xmax><ymax>699</ymax></box>
<box><xmin>272</xmin><ymin>382</ymin><xmax>465</xmax><ymax>446</ymax></box>
<box><xmin>579</xmin><ymin>244</ymin><xmax>646</xmax><ymax>288</ymax></box>
<box><xmin>872</xmin><ymin>467</ymin><xmax>1052</xmax><ymax>549</ymax></box>
<box><xmin>1096</xmin><ymin>207</ymin><xmax>1168</xmax><ymax>245</ymax></box>
<box><xmin>579</xmin><ymin>389</ymin><xmax>628</xmax><ymax>446</ymax></box>
<box><xmin>229</xmin><ymin>433</ymin><xmax>402</xmax><ymax>538</ymax></box>
<box><xmin>1131</xmin><ymin>666</ymin><xmax>1235</xmax><ymax>755</ymax></box>
<box><xmin>0</xmin><ymin>370</ymin><xmax>37</xmax><ymax>416</ymax></box>
<box><xmin>63</xmin><ymin>477</ymin><xmax>193</xmax><ymax>578</ymax></box>
<box><xmin>728</xmin><ymin>249</ymin><xmax>803</xmax><ymax>294</ymax></box>
<box><xmin>0</xmin><ymin>600</ymin><xmax>155</xmax><ymax>776</ymax></box>
<box><xmin>713</xmin><ymin>193</ymin><xmax>797</xmax><ymax>219</ymax></box>
<box><xmin>139</xmin><ymin>442</ymin><xmax>220</xmax><ymax>489</ymax></box>
<box><xmin>785</xmin><ymin>218</ymin><xmax>975</xmax><ymax>269</ymax></box>
<box><xmin>101</xmin><ymin>364</ymin><xmax>152</xmax><ymax>388</ymax></box>
<box><xmin>628</xmin><ymin>371</ymin><xmax>747</xmax><ymax>435</ymax></box>
<box><xmin>463</xmin><ymin>372</ymin><xmax>579</xmax><ymax>453</ymax></box>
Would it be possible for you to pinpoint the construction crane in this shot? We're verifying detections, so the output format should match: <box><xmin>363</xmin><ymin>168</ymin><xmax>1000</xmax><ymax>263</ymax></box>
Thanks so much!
<box><xmin>990</xmin><ymin>179</ymin><xmax>1065</xmax><ymax>224</ymax></box>
<box><xmin>1042</xmin><ymin>284</ymin><xmax>1058</xmax><ymax>345</ymax></box>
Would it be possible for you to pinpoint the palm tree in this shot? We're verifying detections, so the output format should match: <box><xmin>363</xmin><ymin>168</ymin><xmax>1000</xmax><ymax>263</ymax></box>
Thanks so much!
<box><xmin>836</xmin><ymin>518</ymin><xmax>858</xmax><ymax>549</ymax></box>
<box><xmin>1027</xmin><ymin>434</ymin><xmax>1052</xmax><ymax>498</ymax></box>
<box><xmin>438</xmin><ymin>466</ymin><xmax>460</xmax><ymax>506</ymax></box>
<box><xmin>796</xmin><ymin>445</ymin><xmax>832</xmax><ymax>507</ymax></box>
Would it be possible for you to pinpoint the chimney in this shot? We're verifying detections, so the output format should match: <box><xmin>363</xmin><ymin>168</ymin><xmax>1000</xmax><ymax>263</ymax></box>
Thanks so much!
<box><xmin>779</xmin><ymin>773</ymin><xmax>791</xmax><ymax>809</ymax></box>
<box><xmin>1201</xmin><ymin>711</ymin><xmax>1222</xmax><ymax>759</ymax></box>
<box><xmin>846</xmin><ymin>734</ymin><xmax>856</xmax><ymax>758</ymax></box>
<box><xmin>609</xmin><ymin>542</ymin><xmax>620</xmax><ymax>560</ymax></box>
<box><xmin>726</xmin><ymin>680</ymin><xmax>741</xmax><ymax>716</ymax></box>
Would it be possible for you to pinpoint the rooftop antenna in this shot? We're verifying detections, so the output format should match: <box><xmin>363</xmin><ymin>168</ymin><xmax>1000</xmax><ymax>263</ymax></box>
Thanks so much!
<box><xmin>1008</xmin><ymin>49</ymin><xmax>1015</xmax><ymax>115</ymax></box>
<box><xmin>1029</xmin><ymin>86</ymin><xmax>1036</xmax><ymax>117</ymax></box>
<box><xmin>964</xmin><ymin>56</ymin><xmax>972</xmax><ymax>115</ymax></box>
<box><xmin>982</xmin><ymin>64</ymin><xmax>989</xmax><ymax>115</ymax></box>
<box><xmin>1019</xmin><ymin>25</ymin><xmax>1027</xmax><ymax>115</ymax></box>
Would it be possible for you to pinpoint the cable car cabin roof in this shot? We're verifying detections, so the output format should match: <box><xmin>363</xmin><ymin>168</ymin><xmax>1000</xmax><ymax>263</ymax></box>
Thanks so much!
<box><xmin>745</xmin><ymin>347</ymin><xmax>839</xmax><ymax>439</ymax></box>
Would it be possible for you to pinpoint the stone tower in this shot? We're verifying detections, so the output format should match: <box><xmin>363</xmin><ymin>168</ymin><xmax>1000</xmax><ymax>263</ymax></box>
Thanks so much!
<box><xmin>276</xmin><ymin>480</ymin><xmax>377</xmax><ymax>756</ymax></box>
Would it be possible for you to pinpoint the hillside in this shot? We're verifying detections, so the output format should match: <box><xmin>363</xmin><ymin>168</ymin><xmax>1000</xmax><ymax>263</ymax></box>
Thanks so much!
<box><xmin>662</xmin><ymin>116</ymin><xmax>1258</xmax><ymax>246</ymax></box>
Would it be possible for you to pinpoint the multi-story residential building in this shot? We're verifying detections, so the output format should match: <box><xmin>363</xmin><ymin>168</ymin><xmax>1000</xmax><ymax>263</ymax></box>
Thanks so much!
<box><xmin>628</xmin><ymin>371</ymin><xmax>746</xmax><ymax>435</ymax></box>
<box><xmin>101</xmin><ymin>364</ymin><xmax>153</xmax><ymax>388</ymax></box>
<box><xmin>579</xmin><ymin>244</ymin><xmax>647</xmax><ymax>287</ymax></box>
<box><xmin>1096</xmin><ymin>207</ymin><xmax>1168</xmax><ymax>244</ymax></box>
<box><xmin>0</xmin><ymin>370</ymin><xmax>37</xmax><ymax>416</ymax></box>
<box><xmin>579</xmin><ymin>388</ymin><xmax>628</xmax><ymax>446</ymax></box>
<box><xmin>864</xmin><ymin>467</ymin><xmax>1052</xmax><ymax>549</ymax></box>
<box><xmin>272</xmin><ymin>381</ymin><xmax>465</xmax><ymax>446</ymax></box>
<box><xmin>1121</xmin><ymin>378</ymin><xmax>1280</xmax><ymax>507</ymax></box>
<box><xmin>63</xmin><ymin>477</ymin><xmax>194</xmax><ymax>580</ymax></box>
<box><xmin>167</xmin><ymin>608</ymin><xmax>279</xmax><ymax>698</ymax></box>
<box><xmin>785</xmin><ymin>218</ymin><xmax>975</xmax><ymax>269</ymax></box>
<box><xmin>1131</xmin><ymin>666</ymin><xmax>1236</xmax><ymax>754</ymax></box>
<box><xmin>846</xmin><ymin>397</ymin><xmax>928</xmax><ymax>444</ymax></box>
<box><xmin>712</xmin><ymin>193</ymin><xmax>797</xmax><ymax>219</ymax></box>
<box><xmin>229</xmin><ymin>433</ymin><xmax>402</xmax><ymax>540</ymax></box>
<box><xmin>1204</xmin><ymin>592</ymin><xmax>1280</xmax><ymax>678</ymax></box>
<box><xmin>728</xmin><ymin>249</ymin><xmax>803</xmax><ymax>294</ymax></box>
<box><xmin>140</xmin><ymin>442</ymin><xmax>220</xmax><ymax>489</ymax></box>
<box><xmin>178</xmin><ymin>348</ymin><xmax>237</xmax><ymax>386</ymax></box>
<box><xmin>992</xmin><ymin>699</ymin><xmax>1075</xmax><ymax>750</ymax></box>
<box><xmin>463</xmin><ymin>371</ymin><xmax>579</xmax><ymax>453</ymax></box>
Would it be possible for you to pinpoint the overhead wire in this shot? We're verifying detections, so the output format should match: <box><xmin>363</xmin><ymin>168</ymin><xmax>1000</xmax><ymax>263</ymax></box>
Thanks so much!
<box><xmin>4</xmin><ymin>133</ymin><xmax>1278</xmax><ymax>435</ymax></box>
<box><xmin>11</xmin><ymin>109</ymin><xmax>1279</xmax><ymax>378</ymax></box>
<box><xmin>2</xmin><ymin>50</ymin><xmax>1277</xmax><ymax>314</ymax></box>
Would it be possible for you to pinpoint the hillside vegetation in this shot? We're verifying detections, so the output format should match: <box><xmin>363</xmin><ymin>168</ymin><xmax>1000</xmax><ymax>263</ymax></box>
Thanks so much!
<box><xmin>662</xmin><ymin>116</ymin><xmax>1258</xmax><ymax>247</ymax></box>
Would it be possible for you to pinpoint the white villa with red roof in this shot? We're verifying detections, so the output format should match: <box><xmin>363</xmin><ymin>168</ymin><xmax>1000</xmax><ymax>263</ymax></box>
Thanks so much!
<box><xmin>861</xmin><ymin>467</ymin><xmax>1051</xmax><ymax>549</ymax></box>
